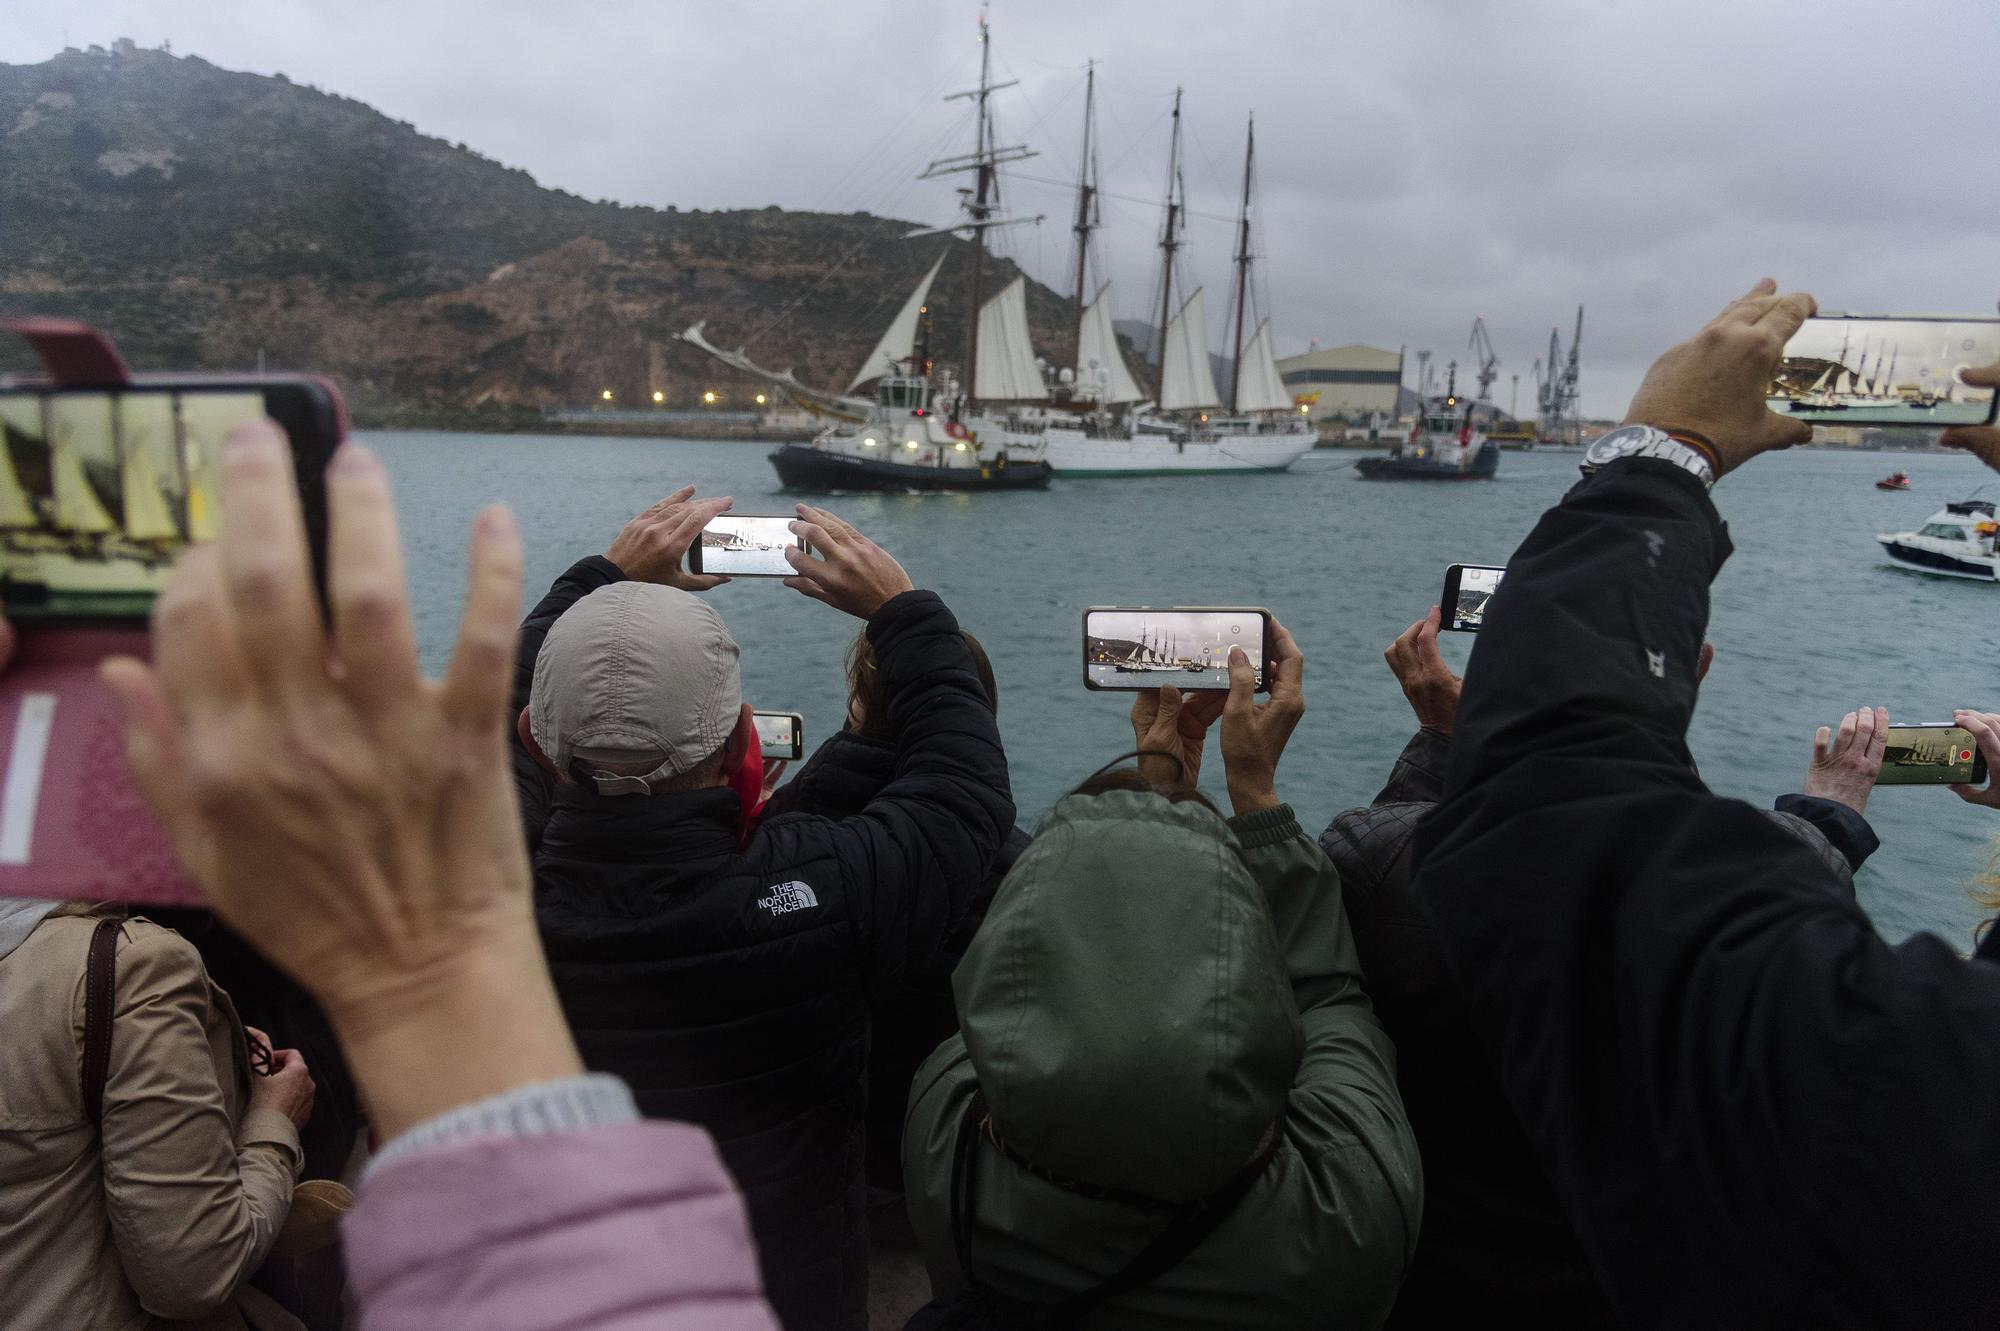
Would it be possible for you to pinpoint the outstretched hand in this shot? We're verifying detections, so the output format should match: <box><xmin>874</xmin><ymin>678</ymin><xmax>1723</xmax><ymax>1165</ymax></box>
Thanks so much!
<box><xmin>1621</xmin><ymin>278</ymin><xmax>1817</xmax><ymax>477</ymax></box>
<box><xmin>605</xmin><ymin>486</ymin><xmax>734</xmax><ymax>590</ymax></box>
<box><xmin>1130</xmin><ymin>685</ymin><xmax>1227</xmax><ymax>788</ymax></box>
<box><xmin>785</xmin><ymin>504</ymin><xmax>913</xmax><ymax>619</ymax></box>
<box><xmin>1939</xmin><ymin>362</ymin><xmax>2000</xmax><ymax>473</ymax></box>
<box><xmin>1385</xmin><ymin>606</ymin><xmax>1461</xmax><ymax>733</ymax></box>
<box><xmin>100</xmin><ymin>421</ymin><xmax>583</xmax><ymax>1141</ymax></box>
<box><xmin>1218</xmin><ymin>617</ymin><xmax>1305</xmax><ymax>817</ymax></box>
<box><xmin>1952</xmin><ymin>709</ymin><xmax>2000</xmax><ymax>809</ymax></box>
<box><xmin>1803</xmin><ymin>706</ymin><xmax>1887</xmax><ymax>817</ymax></box>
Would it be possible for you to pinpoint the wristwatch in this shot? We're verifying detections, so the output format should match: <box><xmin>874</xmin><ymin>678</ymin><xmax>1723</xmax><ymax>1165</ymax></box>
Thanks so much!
<box><xmin>1579</xmin><ymin>425</ymin><xmax>1716</xmax><ymax>490</ymax></box>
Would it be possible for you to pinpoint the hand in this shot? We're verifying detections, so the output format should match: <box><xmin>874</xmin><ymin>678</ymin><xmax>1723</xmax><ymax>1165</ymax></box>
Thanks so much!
<box><xmin>1621</xmin><ymin>278</ymin><xmax>1817</xmax><ymax>476</ymax></box>
<box><xmin>1803</xmin><ymin>706</ymin><xmax>1887</xmax><ymax>817</ymax></box>
<box><xmin>1130</xmin><ymin>685</ymin><xmax>1226</xmax><ymax>788</ymax></box>
<box><xmin>759</xmin><ymin>758</ymin><xmax>789</xmax><ymax>804</ymax></box>
<box><xmin>604</xmin><ymin>486</ymin><xmax>734</xmax><ymax>590</ymax></box>
<box><xmin>1951</xmin><ymin>709</ymin><xmax>2000</xmax><ymax>808</ymax></box>
<box><xmin>784</xmin><ymin>504</ymin><xmax>914</xmax><ymax>619</ymax></box>
<box><xmin>1218</xmin><ymin>618</ymin><xmax>1305</xmax><ymax>817</ymax></box>
<box><xmin>1385</xmin><ymin>607</ymin><xmax>1461</xmax><ymax>733</ymax></box>
<box><xmin>1939</xmin><ymin>362</ymin><xmax>2000</xmax><ymax>472</ymax></box>
<box><xmin>248</xmin><ymin>1046</ymin><xmax>316</xmax><ymax>1130</ymax></box>
<box><xmin>101</xmin><ymin>421</ymin><xmax>583</xmax><ymax>1142</ymax></box>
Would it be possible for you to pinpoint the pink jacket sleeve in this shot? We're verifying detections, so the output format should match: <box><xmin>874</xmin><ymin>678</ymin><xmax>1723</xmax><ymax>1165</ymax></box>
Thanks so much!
<box><xmin>344</xmin><ymin>1121</ymin><xmax>778</xmax><ymax>1331</ymax></box>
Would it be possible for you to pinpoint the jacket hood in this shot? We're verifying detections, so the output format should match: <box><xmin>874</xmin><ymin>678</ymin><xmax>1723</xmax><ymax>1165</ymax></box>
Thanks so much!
<box><xmin>953</xmin><ymin>789</ymin><xmax>1299</xmax><ymax>1203</ymax></box>
<box><xmin>0</xmin><ymin>898</ymin><xmax>58</xmax><ymax>962</ymax></box>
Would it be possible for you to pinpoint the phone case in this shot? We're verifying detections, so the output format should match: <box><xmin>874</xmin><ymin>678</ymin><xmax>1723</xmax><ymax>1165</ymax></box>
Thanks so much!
<box><xmin>1080</xmin><ymin>606</ymin><xmax>1271</xmax><ymax>692</ymax></box>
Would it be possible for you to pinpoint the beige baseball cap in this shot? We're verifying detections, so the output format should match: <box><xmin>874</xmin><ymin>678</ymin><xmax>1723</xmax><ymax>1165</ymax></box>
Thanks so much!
<box><xmin>529</xmin><ymin>582</ymin><xmax>742</xmax><ymax>796</ymax></box>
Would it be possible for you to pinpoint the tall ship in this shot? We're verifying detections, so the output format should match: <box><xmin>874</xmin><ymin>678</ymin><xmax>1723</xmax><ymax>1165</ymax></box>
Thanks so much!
<box><xmin>1355</xmin><ymin>367</ymin><xmax>1499</xmax><ymax>480</ymax></box>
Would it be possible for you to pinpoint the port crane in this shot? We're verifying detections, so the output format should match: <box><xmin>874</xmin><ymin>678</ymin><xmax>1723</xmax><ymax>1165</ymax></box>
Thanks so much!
<box><xmin>1535</xmin><ymin>306</ymin><xmax>1584</xmax><ymax>445</ymax></box>
<box><xmin>1468</xmin><ymin>316</ymin><xmax>1501</xmax><ymax>405</ymax></box>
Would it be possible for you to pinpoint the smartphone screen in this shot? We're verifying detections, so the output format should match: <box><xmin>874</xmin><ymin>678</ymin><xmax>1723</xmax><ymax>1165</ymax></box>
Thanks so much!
<box><xmin>753</xmin><ymin>710</ymin><xmax>803</xmax><ymax>761</ymax></box>
<box><xmin>1768</xmin><ymin>314</ymin><xmax>2000</xmax><ymax>428</ymax></box>
<box><xmin>1082</xmin><ymin>607</ymin><xmax>1269</xmax><ymax>692</ymax></box>
<box><xmin>694</xmin><ymin>514</ymin><xmax>803</xmax><ymax>577</ymax></box>
<box><xmin>1441</xmin><ymin>564</ymin><xmax>1505</xmax><ymax>632</ymax></box>
<box><xmin>0</xmin><ymin>382</ymin><xmax>340</xmax><ymax>619</ymax></box>
<box><xmin>1877</xmin><ymin>724</ymin><xmax>1990</xmax><ymax>786</ymax></box>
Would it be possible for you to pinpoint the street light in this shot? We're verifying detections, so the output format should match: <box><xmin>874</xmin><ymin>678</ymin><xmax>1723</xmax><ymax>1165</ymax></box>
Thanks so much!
<box><xmin>600</xmin><ymin>389</ymin><xmax>613</xmax><ymax>402</ymax></box>
<box><xmin>755</xmin><ymin>393</ymin><xmax>767</xmax><ymax>405</ymax></box>
<box><xmin>703</xmin><ymin>391</ymin><xmax>717</xmax><ymax>405</ymax></box>
<box><xmin>652</xmin><ymin>390</ymin><xmax>664</xmax><ymax>404</ymax></box>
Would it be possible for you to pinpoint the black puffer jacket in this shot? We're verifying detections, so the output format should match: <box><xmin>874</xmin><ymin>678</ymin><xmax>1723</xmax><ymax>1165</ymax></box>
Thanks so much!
<box><xmin>1319</xmin><ymin>727</ymin><xmax>1873</xmax><ymax>1328</ymax></box>
<box><xmin>761</xmin><ymin>731</ymin><xmax>1031</xmax><ymax>1202</ymax></box>
<box><xmin>512</xmin><ymin>558</ymin><xmax>1015</xmax><ymax>1331</ymax></box>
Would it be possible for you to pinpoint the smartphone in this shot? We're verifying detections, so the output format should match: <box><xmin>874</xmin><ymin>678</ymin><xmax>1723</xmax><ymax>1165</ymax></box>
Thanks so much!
<box><xmin>753</xmin><ymin>710</ymin><xmax>804</xmax><ymax>762</ymax></box>
<box><xmin>0</xmin><ymin>378</ymin><xmax>343</xmax><ymax>618</ymax></box>
<box><xmin>1876</xmin><ymin>724</ymin><xmax>1990</xmax><ymax>786</ymax></box>
<box><xmin>1082</xmin><ymin>606</ymin><xmax>1270</xmax><ymax>692</ymax></box>
<box><xmin>689</xmin><ymin>514</ymin><xmax>808</xmax><ymax>578</ymax></box>
<box><xmin>1768</xmin><ymin>314</ymin><xmax>2000</xmax><ymax>428</ymax></box>
<box><xmin>1440</xmin><ymin>564</ymin><xmax>1505</xmax><ymax>633</ymax></box>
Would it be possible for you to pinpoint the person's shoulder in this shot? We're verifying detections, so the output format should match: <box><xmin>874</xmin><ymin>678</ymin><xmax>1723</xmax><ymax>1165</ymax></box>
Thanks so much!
<box><xmin>106</xmin><ymin>917</ymin><xmax>210</xmax><ymax>999</ymax></box>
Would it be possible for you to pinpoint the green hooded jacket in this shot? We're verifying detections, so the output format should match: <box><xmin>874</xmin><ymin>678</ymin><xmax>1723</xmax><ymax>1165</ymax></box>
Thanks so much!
<box><xmin>903</xmin><ymin>793</ymin><xmax>1421</xmax><ymax>1328</ymax></box>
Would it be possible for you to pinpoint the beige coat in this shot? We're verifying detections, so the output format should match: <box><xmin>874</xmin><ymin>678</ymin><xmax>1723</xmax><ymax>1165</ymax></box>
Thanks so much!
<box><xmin>0</xmin><ymin>906</ymin><xmax>303</xmax><ymax>1331</ymax></box>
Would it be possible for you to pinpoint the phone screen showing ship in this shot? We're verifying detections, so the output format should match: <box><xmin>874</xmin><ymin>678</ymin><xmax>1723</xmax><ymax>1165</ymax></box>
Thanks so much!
<box><xmin>752</xmin><ymin>712</ymin><xmax>802</xmax><ymax>760</ymax></box>
<box><xmin>1449</xmin><ymin>565</ymin><xmax>1504</xmax><ymax>632</ymax></box>
<box><xmin>699</xmin><ymin>515</ymin><xmax>800</xmax><ymax>576</ymax></box>
<box><xmin>1084</xmin><ymin>609</ymin><xmax>1265</xmax><ymax>691</ymax></box>
<box><xmin>1769</xmin><ymin>316</ymin><xmax>2000</xmax><ymax>427</ymax></box>
<box><xmin>0</xmin><ymin>389</ymin><xmax>259</xmax><ymax>618</ymax></box>
<box><xmin>1877</xmin><ymin>726</ymin><xmax>1984</xmax><ymax>785</ymax></box>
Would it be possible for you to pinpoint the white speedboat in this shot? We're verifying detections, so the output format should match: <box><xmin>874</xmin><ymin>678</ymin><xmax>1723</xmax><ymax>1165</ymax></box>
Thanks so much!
<box><xmin>1877</xmin><ymin>499</ymin><xmax>1999</xmax><ymax>581</ymax></box>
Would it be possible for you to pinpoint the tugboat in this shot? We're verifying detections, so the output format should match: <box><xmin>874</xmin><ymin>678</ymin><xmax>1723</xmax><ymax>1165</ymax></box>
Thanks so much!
<box><xmin>1355</xmin><ymin>369</ymin><xmax>1499</xmax><ymax>481</ymax></box>
<box><xmin>1875</xmin><ymin>470</ymin><xmax>1912</xmax><ymax>491</ymax></box>
<box><xmin>1877</xmin><ymin>498</ymin><xmax>1998</xmax><ymax>580</ymax></box>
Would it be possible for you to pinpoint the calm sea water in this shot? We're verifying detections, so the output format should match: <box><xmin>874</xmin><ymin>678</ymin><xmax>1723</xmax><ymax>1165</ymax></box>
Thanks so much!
<box><xmin>366</xmin><ymin>431</ymin><xmax>2000</xmax><ymax>946</ymax></box>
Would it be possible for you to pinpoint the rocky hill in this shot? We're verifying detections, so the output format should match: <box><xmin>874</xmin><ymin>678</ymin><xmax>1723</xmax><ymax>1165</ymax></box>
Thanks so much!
<box><xmin>0</xmin><ymin>41</ymin><xmax>1077</xmax><ymax>424</ymax></box>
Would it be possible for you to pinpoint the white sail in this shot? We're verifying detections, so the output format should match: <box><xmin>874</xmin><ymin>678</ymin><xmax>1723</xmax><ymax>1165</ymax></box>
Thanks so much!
<box><xmin>845</xmin><ymin>251</ymin><xmax>948</xmax><ymax>392</ymax></box>
<box><xmin>1159</xmin><ymin>289</ymin><xmax>1221</xmax><ymax>412</ymax></box>
<box><xmin>0</xmin><ymin>409</ymin><xmax>37</xmax><ymax>530</ymax></box>
<box><xmin>974</xmin><ymin>277</ymin><xmax>1047</xmax><ymax>401</ymax></box>
<box><xmin>121</xmin><ymin>444</ymin><xmax>179</xmax><ymax>542</ymax></box>
<box><xmin>1232</xmin><ymin>320</ymin><xmax>1293</xmax><ymax>413</ymax></box>
<box><xmin>1074</xmin><ymin>283</ymin><xmax>1145</xmax><ymax>403</ymax></box>
<box><xmin>50</xmin><ymin>435</ymin><xmax>115</xmax><ymax>535</ymax></box>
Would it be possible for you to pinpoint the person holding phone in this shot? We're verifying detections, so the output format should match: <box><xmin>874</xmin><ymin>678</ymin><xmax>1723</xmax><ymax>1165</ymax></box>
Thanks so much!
<box><xmin>1411</xmin><ymin>280</ymin><xmax>2000</xmax><ymax>1328</ymax></box>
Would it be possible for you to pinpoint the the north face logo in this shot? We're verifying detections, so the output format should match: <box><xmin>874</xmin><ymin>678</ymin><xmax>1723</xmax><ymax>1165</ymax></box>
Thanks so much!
<box><xmin>757</xmin><ymin>881</ymin><xmax>820</xmax><ymax>915</ymax></box>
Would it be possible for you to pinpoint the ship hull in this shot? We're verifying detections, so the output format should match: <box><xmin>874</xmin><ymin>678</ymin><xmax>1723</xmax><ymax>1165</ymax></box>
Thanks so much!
<box><xmin>1043</xmin><ymin>427</ymin><xmax>1313</xmax><ymax>476</ymax></box>
<box><xmin>1355</xmin><ymin>442</ymin><xmax>1500</xmax><ymax>481</ymax></box>
<box><xmin>1877</xmin><ymin>536</ymin><xmax>1999</xmax><ymax>581</ymax></box>
<box><xmin>768</xmin><ymin>444</ymin><xmax>1051</xmax><ymax>493</ymax></box>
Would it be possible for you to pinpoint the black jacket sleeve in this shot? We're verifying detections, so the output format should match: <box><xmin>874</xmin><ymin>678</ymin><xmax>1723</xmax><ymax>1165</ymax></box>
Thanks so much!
<box><xmin>822</xmin><ymin>590</ymin><xmax>1014</xmax><ymax>1002</ymax></box>
<box><xmin>510</xmin><ymin>556</ymin><xmax>627</xmax><ymax>853</ymax></box>
<box><xmin>1772</xmin><ymin>792</ymin><xmax>1880</xmax><ymax>872</ymax></box>
<box><xmin>1411</xmin><ymin>459</ymin><xmax>2000</xmax><ymax>1330</ymax></box>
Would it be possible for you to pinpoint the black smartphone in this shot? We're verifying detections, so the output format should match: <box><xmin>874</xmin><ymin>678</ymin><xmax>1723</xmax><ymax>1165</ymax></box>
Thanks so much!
<box><xmin>753</xmin><ymin>710</ymin><xmax>804</xmax><ymax>762</ymax></box>
<box><xmin>1876</xmin><ymin>724</ymin><xmax>1990</xmax><ymax>786</ymax></box>
<box><xmin>1769</xmin><ymin>314</ymin><xmax>2000</xmax><ymax>428</ymax></box>
<box><xmin>0</xmin><ymin>377</ymin><xmax>344</xmax><ymax>618</ymax></box>
<box><xmin>689</xmin><ymin>514</ymin><xmax>809</xmax><ymax>578</ymax></box>
<box><xmin>1440</xmin><ymin>563</ymin><xmax>1505</xmax><ymax>633</ymax></box>
<box><xmin>1082</xmin><ymin>606</ymin><xmax>1270</xmax><ymax>692</ymax></box>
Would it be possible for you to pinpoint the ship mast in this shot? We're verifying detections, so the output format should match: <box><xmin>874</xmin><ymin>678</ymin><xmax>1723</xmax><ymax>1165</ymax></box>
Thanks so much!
<box><xmin>1153</xmin><ymin>88</ymin><xmax>1185</xmax><ymax>397</ymax></box>
<box><xmin>1071</xmin><ymin>60</ymin><xmax>1098</xmax><ymax>361</ymax></box>
<box><xmin>1227</xmin><ymin>116</ymin><xmax>1256</xmax><ymax>414</ymax></box>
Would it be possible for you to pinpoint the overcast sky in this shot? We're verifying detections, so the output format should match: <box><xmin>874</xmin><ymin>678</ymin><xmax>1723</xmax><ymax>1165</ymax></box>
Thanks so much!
<box><xmin>11</xmin><ymin>0</ymin><xmax>2000</xmax><ymax>416</ymax></box>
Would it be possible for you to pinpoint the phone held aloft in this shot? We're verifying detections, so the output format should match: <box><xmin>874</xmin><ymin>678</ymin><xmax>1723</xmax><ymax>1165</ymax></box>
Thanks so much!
<box><xmin>1875</xmin><ymin>724</ymin><xmax>1990</xmax><ymax>786</ymax></box>
<box><xmin>1082</xmin><ymin>606</ymin><xmax>1271</xmax><ymax>692</ymax></box>
<box><xmin>1440</xmin><ymin>563</ymin><xmax>1505</xmax><ymax>633</ymax></box>
<box><xmin>1767</xmin><ymin>313</ymin><xmax>2000</xmax><ymax>430</ymax></box>
<box><xmin>753</xmin><ymin>710</ymin><xmax>804</xmax><ymax>762</ymax></box>
<box><xmin>689</xmin><ymin>514</ymin><xmax>810</xmax><ymax>578</ymax></box>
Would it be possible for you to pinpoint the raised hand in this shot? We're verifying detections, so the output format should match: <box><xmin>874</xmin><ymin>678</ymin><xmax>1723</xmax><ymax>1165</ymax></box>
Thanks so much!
<box><xmin>1803</xmin><ymin>706</ymin><xmax>1888</xmax><ymax>817</ymax></box>
<box><xmin>1938</xmin><ymin>362</ymin><xmax>2000</xmax><ymax>473</ymax></box>
<box><xmin>1385</xmin><ymin>606</ymin><xmax>1462</xmax><ymax>733</ymax></box>
<box><xmin>1130</xmin><ymin>684</ymin><xmax>1227</xmax><ymax>788</ymax></box>
<box><xmin>1218</xmin><ymin>617</ymin><xmax>1305</xmax><ymax>817</ymax></box>
<box><xmin>1621</xmin><ymin>278</ymin><xmax>1818</xmax><ymax>476</ymax></box>
<box><xmin>605</xmin><ymin>486</ymin><xmax>734</xmax><ymax>590</ymax></box>
<box><xmin>1951</xmin><ymin>709</ymin><xmax>2000</xmax><ymax>809</ymax></box>
<box><xmin>784</xmin><ymin>503</ymin><xmax>914</xmax><ymax>619</ymax></box>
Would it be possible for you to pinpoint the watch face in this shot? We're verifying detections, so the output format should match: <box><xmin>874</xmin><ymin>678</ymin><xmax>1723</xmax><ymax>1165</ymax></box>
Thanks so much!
<box><xmin>1584</xmin><ymin>425</ymin><xmax>1651</xmax><ymax>465</ymax></box>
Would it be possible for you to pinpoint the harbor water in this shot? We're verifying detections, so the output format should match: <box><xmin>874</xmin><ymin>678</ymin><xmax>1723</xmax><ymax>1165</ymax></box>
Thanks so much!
<box><xmin>371</xmin><ymin>432</ymin><xmax>2000</xmax><ymax>947</ymax></box>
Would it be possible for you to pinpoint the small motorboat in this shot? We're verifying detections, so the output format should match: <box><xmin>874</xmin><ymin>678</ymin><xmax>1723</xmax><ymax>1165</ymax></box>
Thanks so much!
<box><xmin>1875</xmin><ymin>471</ymin><xmax>1912</xmax><ymax>491</ymax></box>
<box><xmin>1877</xmin><ymin>499</ymin><xmax>1999</xmax><ymax>580</ymax></box>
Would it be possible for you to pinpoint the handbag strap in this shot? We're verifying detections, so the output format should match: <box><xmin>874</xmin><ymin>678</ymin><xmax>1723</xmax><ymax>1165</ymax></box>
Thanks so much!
<box><xmin>81</xmin><ymin>919</ymin><xmax>120</xmax><ymax>1122</ymax></box>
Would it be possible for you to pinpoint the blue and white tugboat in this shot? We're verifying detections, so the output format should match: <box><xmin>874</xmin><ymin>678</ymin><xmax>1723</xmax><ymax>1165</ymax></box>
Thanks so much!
<box><xmin>1355</xmin><ymin>369</ymin><xmax>1499</xmax><ymax>481</ymax></box>
<box><xmin>1878</xmin><ymin>498</ymin><xmax>1999</xmax><ymax>581</ymax></box>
